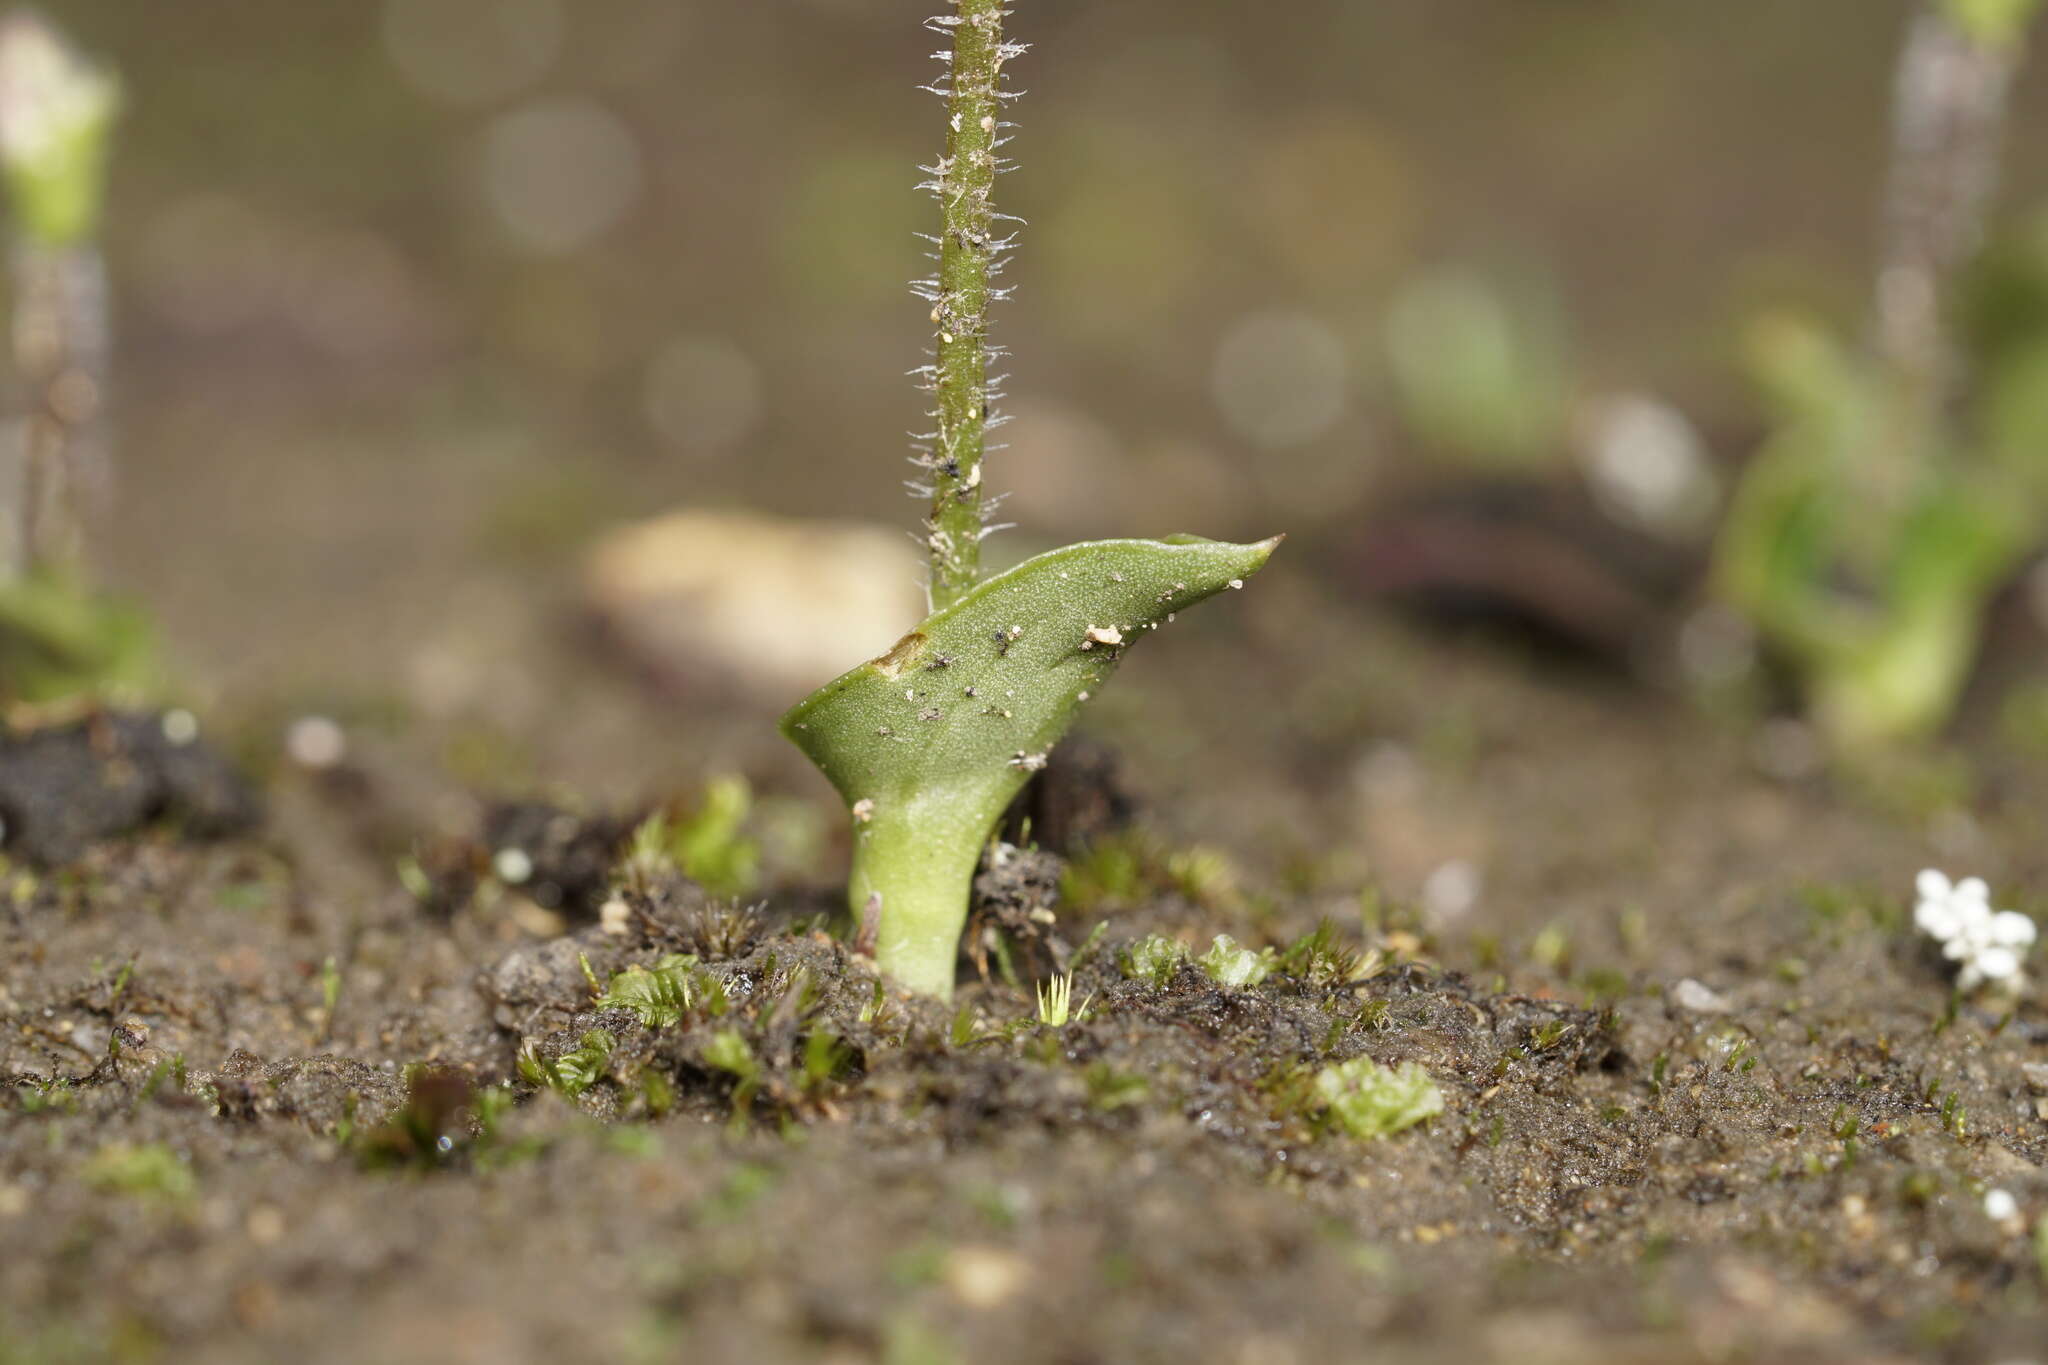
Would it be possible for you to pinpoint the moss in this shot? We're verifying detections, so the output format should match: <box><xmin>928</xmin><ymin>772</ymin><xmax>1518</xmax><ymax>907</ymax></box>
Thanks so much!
<box><xmin>597</xmin><ymin>955</ymin><xmax>704</xmax><ymax>1029</ymax></box>
<box><xmin>1061</xmin><ymin>833</ymin><xmax>1155</xmax><ymax>909</ymax></box>
<box><xmin>519</xmin><ymin>1030</ymin><xmax>617</xmax><ymax>1099</ymax></box>
<box><xmin>81</xmin><ymin>1142</ymin><xmax>194</xmax><ymax>1205</ymax></box>
<box><xmin>1197</xmin><ymin>934</ymin><xmax>1276</xmax><ymax>989</ymax></box>
<box><xmin>1119</xmin><ymin>932</ymin><xmax>1183</xmax><ymax>986</ymax></box>
<box><xmin>1313</xmin><ymin>1057</ymin><xmax>1444</xmax><ymax>1140</ymax></box>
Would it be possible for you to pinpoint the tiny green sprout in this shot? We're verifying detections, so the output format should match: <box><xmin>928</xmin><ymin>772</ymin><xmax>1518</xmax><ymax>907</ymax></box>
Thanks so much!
<box><xmin>314</xmin><ymin>954</ymin><xmax>343</xmax><ymax>1045</ymax></box>
<box><xmin>1166</xmin><ymin>845</ymin><xmax>1240</xmax><ymax>908</ymax></box>
<box><xmin>1529</xmin><ymin>1019</ymin><xmax>1573</xmax><ymax>1053</ymax></box>
<box><xmin>1313</xmin><ymin>1057</ymin><xmax>1444</xmax><ymax>1140</ymax></box>
<box><xmin>673</xmin><ymin>776</ymin><xmax>762</xmax><ymax>898</ymax></box>
<box><xmin>1082</xmin><ymin>1061</ymin><xmax>1147</xmax><ymax>1112</ymax></box>
<box><xmin>703</xmin><ymin>1028</ymin><xmax>761</xmax><ymax>1116</ymax></box>
<box><xmin>800</xmin><ymin>1029</ymin><xmax>852</xmax><ymax>1094</ymax></box>
<box><xmin>1197</xmin><ymin>934</ymin><xmax>1276</xmax><ymax>989</ymax></box>
<box><xmin>1119</xmin><ymin>932</ymin><xmax>1183</xmax><ymax>987</ymax></box>
<box><xmin>1529</xmin><ymin>924</ymin><xmax>1571</xmax><ymax>973</ymax></box>
<box><xmin>1279</xmin><ymin>919</ymin><xmax>1367</xmax><ymax>988</ymax></box>
<box><xmin>777</xmin><ymin>4</ymin><xmax>1277</xmax><ymax>999</ymax></box>
<box><xmin>518</xmin><ymin>1029</ymin><xmax>615</xmax><ymax>1098</ymax></box>
<box><xmin>597</xmin><ymin>954</ymin><xmax>702</xmax><ymax>1029</ymax></box>
<box><xmin>1034</xmin><ymin>971</ymin><xmax>1087</xmax><ymax>1028</ymax></box>
<box><xmin>81</xmin><ymin>1141</ymin><xmax>194</xmax><ymax>1205</ymax></box>
<box><xmin>1062</xmin><ymin>834</ymin><xmax>1151</xmax><ymax>909</ymax></box>
<box><xmin>949</xmin><ymin>1003</ymin><xmax>983</xmax><ymax>1048</ymax></box>
<box><xmin>622</xmin><ymin>777</ymin><xmax>763</xmax><ymax>900</ymax></box>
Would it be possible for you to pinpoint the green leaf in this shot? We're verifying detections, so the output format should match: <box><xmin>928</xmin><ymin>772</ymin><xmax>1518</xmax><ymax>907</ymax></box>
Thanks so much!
<box><xmin>781</xmin><ymin>534</ymin><xmax>1279</xmax><ymax>996</ymax></box>
<box><xmin>0</xmin><ymin>571</ymin><xmax>156</xmax><ymax>705</ymax></box>
<box><xmin>1944</xmin><ymin>0</ymin><xmax>2044</xmax><ymax>50</ymax></box>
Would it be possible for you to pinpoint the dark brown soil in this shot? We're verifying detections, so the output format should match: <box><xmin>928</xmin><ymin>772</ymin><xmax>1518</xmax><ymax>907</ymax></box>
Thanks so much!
<box><xmin>7</xmin><ymin>630</ymin><xmax>2048</xmax><ymax>1365</ymax></box>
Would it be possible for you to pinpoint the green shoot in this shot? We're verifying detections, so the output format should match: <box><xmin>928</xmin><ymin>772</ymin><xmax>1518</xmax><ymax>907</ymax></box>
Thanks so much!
<box><xmin>621</xmin><ymin>777</ymin><xmax>762</xmax><ymax>899</ymax></box>
<box><xmin>1034</xmin><ymin>971</ymin><xmax>1086</xmax><ymax>1028</ymax></box>
<box><xmin>916</xmin><ymin>0</ymin><xmax>1017</xmax><ymax>609</ymax></box>
<box><xmin>784</xmin><ymin>537</ymin><xmax>1276</xmax><ymax>998</ymax></box>
<box><xmin>779</xmin><ymin>5</ymin><xmax>1278</xmax><ymax>998</ymax></box>
<box><xmin>703</xmin><ymin>1028</ymin><xmax>761</xmax><ymax>1117</ymax></box>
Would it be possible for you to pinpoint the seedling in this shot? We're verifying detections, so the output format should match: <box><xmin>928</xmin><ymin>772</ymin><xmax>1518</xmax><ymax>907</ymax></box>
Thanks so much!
<box><xmin>1033</xmin><ymin>971</ymin><xmax>1085</xmax><ymax>1028</ymax></box>
<box><xmin>702</xmin><ymin>1028</ymin><xmax>761</xmax><ymax>1119</ymax></box>
<box><xmin>621</xmin><ymin>779</ymin><xmax>763</xmax><ymax>900</ymax></box>
<box><xmin>1313</xmin><ymin>1057</ymin><xmax>1444</xmax><ymax>1140</ymax></box>
<box><xmin>778</xmin><ymin>4</ymin><xmax>1277</xmax><ymax>997</ymax></box>
<box><xmin>1714</xmin><ymin>0</ymin><xmax>2048</xmax><ymax>751</ymax></box>
<box><xmin>0</xmin><ymin>11</ymin><xmax>152</xmax><ymax>706</ymax></box>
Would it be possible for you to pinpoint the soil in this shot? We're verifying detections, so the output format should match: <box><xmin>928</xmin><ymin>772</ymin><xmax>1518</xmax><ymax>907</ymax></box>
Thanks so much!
<box><xmin>7</xmin><ymin>609</ymin><xmax>2048</xmax><ymax>1365</ymax></box>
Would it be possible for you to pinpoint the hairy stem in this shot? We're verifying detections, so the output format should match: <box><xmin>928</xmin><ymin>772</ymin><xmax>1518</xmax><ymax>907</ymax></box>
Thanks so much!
<box><xmin>1874</xmin><ymin>2</ymin><xmax>2025</xmax><ymax>433</ymax></box>
<box><xmin>918</xmin><ymin>1</ymin><xmax>1020</xmax><ymax>610</ymax></box>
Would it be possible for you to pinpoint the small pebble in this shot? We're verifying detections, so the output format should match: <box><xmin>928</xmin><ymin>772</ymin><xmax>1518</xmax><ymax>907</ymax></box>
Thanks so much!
<box><xmin>246</xmin><ymin>1205</ymin><xmax>287</xmax><ymax>1245</ymax></box>
<box><xmin>1984</xmin><ymin>1188</ymin><xmax>2018</xmax><ymax>1223</ymax></box>
<box><xmin>493</xmin><ymin>847</ymin><xmax>535</xmax><ymax>885</ymax></box>
<box><xmin>285</xmin><ymin>716</ymin><xmax>347</xmax><ymax>770</ymax></box>
<box><xmin>943</xmin><ymin>1245</ymin><xmax>1030</xmax><ymax>1309</ymax></box>
<box><xmin>160</xmin><ymin>709</ymin><xmax>199</xmax><ymax>746</ymax></box>
<box><xmin>1672</xmin><ymin>978</ymin><xmax>1734</xmax><ymax>1015</ymax></box>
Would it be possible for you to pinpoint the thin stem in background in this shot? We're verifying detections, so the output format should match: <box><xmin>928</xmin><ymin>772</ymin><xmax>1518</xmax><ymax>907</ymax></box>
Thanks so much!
<box><xmin>1874</xmin><ymin>2</ymin><xmax>2022</xmax><ymax>429</ymax></box>
<box><xmin>914</xmin><ymin>1</ymin><xmax>1024</xmax><ymax>611</ymax></box>
<box><xmin>10</xmin><ymin>240</ymin><xmax>110</xmax><ymax>578</ymax></box>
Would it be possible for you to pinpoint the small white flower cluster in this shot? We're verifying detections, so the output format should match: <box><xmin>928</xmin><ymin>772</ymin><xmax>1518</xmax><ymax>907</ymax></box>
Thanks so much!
<box><xmin>1914</xmin><ymin>869</ymin><xmax>2038</xmax><ymax>991</ymax></box>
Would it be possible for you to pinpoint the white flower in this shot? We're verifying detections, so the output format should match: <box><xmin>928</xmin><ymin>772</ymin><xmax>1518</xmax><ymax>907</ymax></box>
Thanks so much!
<box><xmin>0</xmin><ymin>13</ymin><xmax>118</xmax><ymax>172</ymax></box>
<box><xmin>1914</xmin><ymin>868</ymin><xmax>2038</xmax><ymax>991</ymax></box>
<box><xmin>1914</xmin><ymin>868</ymin><xmax>1989</xmax><ymax>940</ymax></box>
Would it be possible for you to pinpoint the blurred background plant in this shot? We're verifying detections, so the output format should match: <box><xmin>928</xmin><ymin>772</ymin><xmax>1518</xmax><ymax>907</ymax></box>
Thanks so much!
<box><xmin>0</xmin><ymin>7</ymin><xmax>151</xmax><ymax>710</ymax></box>
<box><xmin>1713</xmin><ymin>0</ymin><xmax>2048</xmax><ymax>754</ymax></box>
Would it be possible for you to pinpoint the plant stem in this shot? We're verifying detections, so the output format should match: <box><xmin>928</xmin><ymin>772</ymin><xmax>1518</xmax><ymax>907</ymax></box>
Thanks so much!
<box><xmin>7</xmin><ymin>242</ymin><xmax>110</xmax><ymax>578</ymax></box>
<box><xmin>919</xmin><ymin>1</ymin><xmax>1019</xmax><ymax>610</ymax></box>
<box><xmin>1873</xmin><ymin>2</ymin><xmax>2023</xmax><ymax>441</ymax></box>
<box><xmin>848</xmin><ymin>792</ymin><xmax>987</xmax><ymax>998</ymax></box>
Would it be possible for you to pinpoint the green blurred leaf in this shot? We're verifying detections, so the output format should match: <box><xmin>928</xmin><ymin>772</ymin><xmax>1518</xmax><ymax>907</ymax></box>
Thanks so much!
<box><xmin>0</xmin><ymin>571</ymin><xmax>155</xmax><ymax>705</ymax></box>
<box><xmin>1944</xmin><ymin>0</ymin><xmax>2044</xmax><ymax>50</ymax></box>
<box><xmin>1383</xmin><ymin>266</ymin><xmax>1574</xmax><ymax>467</ymax></box>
